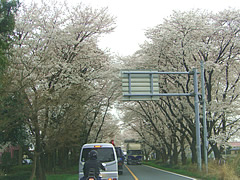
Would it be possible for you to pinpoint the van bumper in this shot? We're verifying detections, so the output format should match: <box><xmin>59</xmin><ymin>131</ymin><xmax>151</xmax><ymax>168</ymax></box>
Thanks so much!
<box><xmin>100</xmin><ymin>171</ymin><xmax>118</xmax><ymax>180</ymax></box>
<box><xmin>127</xmin><ymin>159</ymin><xmax>142</xmax><ymax>165</ymax></box>
<box><xmin>79</xmin><ymin>171</ymin><xmax>118</xmax><ymax>180</ymax></box>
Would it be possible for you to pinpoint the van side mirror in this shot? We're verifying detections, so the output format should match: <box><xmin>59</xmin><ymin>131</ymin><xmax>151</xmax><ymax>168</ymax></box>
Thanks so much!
<box><xmin>102</xmin><ymin>163</ymin><xmax>107</xmax><ymax>171</ymax></box>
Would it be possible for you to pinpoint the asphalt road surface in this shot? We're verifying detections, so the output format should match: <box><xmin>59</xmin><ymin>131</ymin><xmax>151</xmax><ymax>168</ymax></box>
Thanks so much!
<box><xmin>119</xmin><ymin>164</ymin><xmax>196</xmax><ymax>180</ymax></box>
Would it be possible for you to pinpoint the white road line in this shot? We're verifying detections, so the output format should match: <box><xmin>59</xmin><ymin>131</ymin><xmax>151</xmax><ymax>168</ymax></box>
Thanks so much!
<box><xmin>143</xmin><ymin>165</ymin><xmax>197</xmax><ymax>180</ymax></box>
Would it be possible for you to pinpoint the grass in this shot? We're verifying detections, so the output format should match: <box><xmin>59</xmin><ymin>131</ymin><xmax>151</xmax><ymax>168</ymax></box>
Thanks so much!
<box><xmin>143</xmin><ymin>157</ymin><xmax>240</xmax><ymax>180</ymax></box>
<box><xmin>0</xmin><ymin>165</ymin><xmax>79</xmax><ymax>180</ymax></box>
<box><xmin>0</xmin><ymin>165</ymin><xmax>32</xmax><ymax>180</ymax></box>
<box><xmin>143</xmin><ymin>160</ymin><xmax>204</xmax><ymax>179</ymax></box>
<box><xmin>45</xmin><ymin>174</ymin><xmax>78</xmax><ymax>180</ymax></box>
<box><xmin>207</xmin><ymin>159</ymin><xmax>239</xmax><ymax>180</ymax></box>
<box><xmin>45</xmin><ymin>166</ymin><xmax>79</xmax><ymax>180</ymax></box>
<box><xmin>3</xmin><ymin>174</ymin><xmax>80</xmax><ymax>180</ymax></box>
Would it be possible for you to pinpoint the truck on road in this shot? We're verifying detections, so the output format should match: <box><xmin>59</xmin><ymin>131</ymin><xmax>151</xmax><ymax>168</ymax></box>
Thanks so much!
<box><xmin>125</xmin><ymin>140</ymin><xmax>142</xmax><ymax>165</ymax></box>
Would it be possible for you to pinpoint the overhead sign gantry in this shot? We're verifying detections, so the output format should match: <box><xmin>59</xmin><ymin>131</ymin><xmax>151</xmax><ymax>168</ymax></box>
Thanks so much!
<box><xmin>121</xmin><ymin>63</ymin><xmax>208</xmax><ymax>172</ymax></box>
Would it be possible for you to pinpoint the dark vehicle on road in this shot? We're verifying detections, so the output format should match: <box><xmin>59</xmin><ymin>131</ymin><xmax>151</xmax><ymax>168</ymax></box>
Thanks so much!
<box><xmin>125</xmin><ymin>141</ymin><xmax>142</xmax><ymax>165</ymax></box>
<box><xmin>115</xmin><ymin>147</ymin><xmax>124</xmax><ymax>175</ymax></box>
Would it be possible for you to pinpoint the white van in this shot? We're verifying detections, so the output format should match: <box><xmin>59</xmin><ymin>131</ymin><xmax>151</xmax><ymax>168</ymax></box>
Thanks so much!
<box><xmin>79</xmin><ymin>143</ymin><xmax>118</xmax><ymax>180</ymax></box>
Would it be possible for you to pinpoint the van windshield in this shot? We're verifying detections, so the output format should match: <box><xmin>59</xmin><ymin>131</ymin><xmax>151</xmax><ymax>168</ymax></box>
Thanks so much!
<box><xmin>81</xmin><ymin>148</ymin><xmax>115</xmax><ymax>162</ymax></box>
<box><xmin>127</xmin><ymin>150</ymin><xmax>142</xmax><ymax>155</ymax></box>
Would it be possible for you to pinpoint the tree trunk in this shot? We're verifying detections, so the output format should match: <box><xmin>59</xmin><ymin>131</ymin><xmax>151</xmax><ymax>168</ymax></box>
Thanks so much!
<box><xmin>45</xmin><ymin>150</ymin><xmax>55</xmax><ymax>173</ymax></box>
<box><xmin>181</xmin><ymin>148</ymin><xmax>187</xmax><ymax>165</ymax></box>
<box><xmin>162</xmin><ymin>148</ymin><xmax>168</xmax><ymax>163</ymax></box>
<box><xmin>30</xmin><ymin>153</ymin><xmax>37</xmax><ymax>180</ymax></box>
<box><xmin>18</xmin><ymin>146</ymin><xmax>23</xmax><ymax>165</ymax></box>
<box><xmin>168</xmin><ymin>145</ymin><xmax>173</xmax><ymax>165</ymax></box>
<box><xmin>72</xmin><ymin>147</ymin><xmax>79</xmax><ymax>166</ymax></box>
<box><xmin>155</xmin><ymin>149</ymin><xmax>161</xmax><ymax>160</ymax></box>
<box><xmin>190</xmin><ymin>140</ymin><xmax>197</xmax><ymax>164</ymax></box>
<box><xmin>180</xmin><ymin>135</ymin><xmax>187</xmax><ymax>165</ymax></box>
<box><xmin>35</xmin><ymin>126</ymin><xmax>46</xmax><ymax>180</ymax></box>
<box><xmin>58</xmin><ymin>147</ymin><xmax>68</xmax><ymax>169</ymax></box>
<box><xmin>173</xmin><ymin>136</ymin><xmax>178</xmax><ymax>165</ymax></box>
<box><xmin>36</xmin><ymin>153</ymin><xmax>46</xmax><ymax>180</ymax></box>
<box><xmin>181</xmin><ymin>144</ymin><xmax>187</xmax><ymax>165</ymax></box>
<box><xmin>30</xmin><ymin>128</ymin><xmax>46</xmax><ymax>180</ymax></box>
<box><xmin>210</xmin><ymin>142</ymin><xmax>222</xmax><ymax>160</ymax></box>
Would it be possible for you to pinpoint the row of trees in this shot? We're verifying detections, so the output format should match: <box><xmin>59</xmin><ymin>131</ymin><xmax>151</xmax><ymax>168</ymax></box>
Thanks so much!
<box><xmin>1</xmin><ymin>0</ymin><xmax>240</xmax><ymax>178</ymax></box>
<box><xmin>121</xmin><ymin>9</ymin><xmax>240</xmax><ymax>165</ymax></box>
<box><xmin>0</xmin><ymin>0</ymin><xmax>120</xmax><ymax>179</ymax></box>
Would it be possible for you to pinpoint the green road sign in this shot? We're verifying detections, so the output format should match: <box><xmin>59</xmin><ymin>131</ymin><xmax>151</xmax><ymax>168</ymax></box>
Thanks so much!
<box><xmin>121</xmin><ymin>70</ymin><xmax>159</xmax><ymax>101</ymax></box>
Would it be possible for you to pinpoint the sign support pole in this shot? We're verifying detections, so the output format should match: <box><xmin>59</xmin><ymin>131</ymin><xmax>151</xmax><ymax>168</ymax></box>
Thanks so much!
<box><xmin>193</xmin><ymin>68</ymin><xmax>202</xmax><ymax>171</ymax></box>
<box><xmin>201</xmin><ymin>61</ymin><xmax>208</xmax><ymax>173</ymax></box>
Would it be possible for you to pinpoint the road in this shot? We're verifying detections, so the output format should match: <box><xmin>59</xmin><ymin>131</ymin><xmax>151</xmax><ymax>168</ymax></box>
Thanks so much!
<box><xmin>119</xmin><ymin>164</ymin><xmax>196</xmax><ymax>180</ymax></box>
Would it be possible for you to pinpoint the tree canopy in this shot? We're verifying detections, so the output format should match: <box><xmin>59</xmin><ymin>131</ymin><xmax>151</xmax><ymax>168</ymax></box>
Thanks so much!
<box><xmin>4</xmin><ymin>0</ymin><xmax>117</xmax><ymax>179</ymax></box>
<box><xmin>0</xmin><ymin>0</ymin><xmax>19</xmax><ymax>75</ymax></box>
<box><xmin>122</xmin><ymin>9</ymin><xmax>240</xmax><ymax>163</ymax></box>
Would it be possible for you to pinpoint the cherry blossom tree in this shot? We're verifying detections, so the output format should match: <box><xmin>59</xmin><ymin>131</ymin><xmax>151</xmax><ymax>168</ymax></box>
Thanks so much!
<box><xmin>8</xmin><ymin>0</ymin><xmax>116</xmax><ymax>179</ymax></box>
<box><xmin>122</xmin><ymin>9</ymin><xmax>240</xmax><ymax>163</ymax></box>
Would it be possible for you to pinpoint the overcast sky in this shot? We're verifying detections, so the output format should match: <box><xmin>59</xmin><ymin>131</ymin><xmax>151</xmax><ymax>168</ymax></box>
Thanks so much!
<box><xmin>25</xmin><ymin>0</ymin><xmax>240</xmax><ymax>56</ymax></box>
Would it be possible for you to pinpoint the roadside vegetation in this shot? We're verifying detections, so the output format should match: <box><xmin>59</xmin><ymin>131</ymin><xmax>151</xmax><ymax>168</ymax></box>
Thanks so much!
<box><xmin>144</xmin><ymin>155</ymin><xmax>240</xmax><ymax>180</ymax></box>
<box><xmin>1</xmin><ymin>156</ymin><xmax>240</xmax><ymax>180</ymax></box>
<box><xmin>0</xmin><ymin>165</ymin><xmax>78</xmax><ymax>180</ymax></box>
<box><xmin>0</xmin><ymin>0</ymin><xmax>240</xmax><ymax>180</ymax></box>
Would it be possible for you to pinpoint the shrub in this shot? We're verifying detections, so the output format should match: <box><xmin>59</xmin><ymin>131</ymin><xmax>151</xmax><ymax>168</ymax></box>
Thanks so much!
<box><xmin>230</xmin><ymin>154</ymin><xmax>240</xmax><ymax>177</ymax></box>
<box><xmin>0</xmin><ymin>171</ymin><xmax>31</xmax><ymax>180</ymax></box>
<box><xmin>201</xmin><ymin>159</ymin><xmax>239</xmax><ymax>180</ymax></box>
<box><xmin>0</xmin><ymin>165</ymin><xmax>32</xmax><ymax>180</ymax></box>
<box><xmin>144</xmin><ymin>159</ymin><xmax>240</xmax><ymax>180</ymax></box>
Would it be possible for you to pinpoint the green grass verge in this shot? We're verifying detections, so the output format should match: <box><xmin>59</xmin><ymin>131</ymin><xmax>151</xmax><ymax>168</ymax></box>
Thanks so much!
<box><xmin>0</xmin><ymin>165</ymin><xmax>79</xmax><ymax>180</ymax></box>
<box><xmin>143</xmin><ymin>161</ymin><xmax>216</xmax><ymax>180</ymax></box>
<box><xmin>45</xmin><ymin>174</ymin><xmax>78</xmax><ymax>180</ymax></box>
<box><xmin>0</xmin><ymin>165</ymin><xmax>32</xmax><ymax>180</ymax></box>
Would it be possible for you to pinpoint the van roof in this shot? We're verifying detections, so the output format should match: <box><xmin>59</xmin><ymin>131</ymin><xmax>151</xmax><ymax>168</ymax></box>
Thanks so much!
<box><xmin>82</xmin><ymin>143</ymin><xmax>114</xmax><ymax>148</ymax></box>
